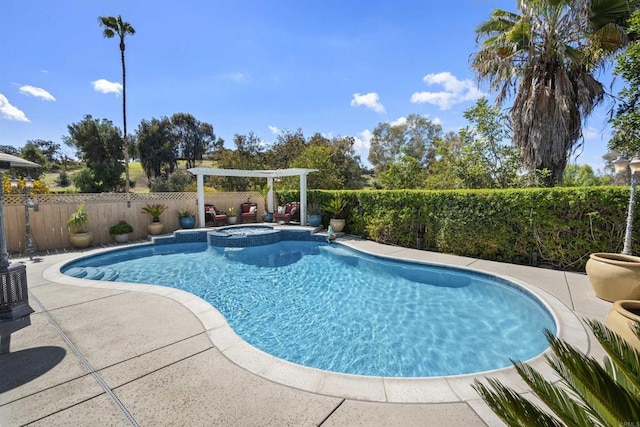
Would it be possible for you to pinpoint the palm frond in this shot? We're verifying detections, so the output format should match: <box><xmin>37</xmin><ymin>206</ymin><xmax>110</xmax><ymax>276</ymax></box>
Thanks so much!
<box><xmin>586</xmin><ymin>319</ymin><xmax>640</xmax><ymax>395</ymax></box>
<box><xmin>513</xmin><ymin>361</ymin><xmax>595</xmax><ymax>426</ymax></box>
<box><xmin>545</xmin><ymin>330</ymin><xmax>640</xmax><ymax>425</ymax></box>
<box><xmin>472</xmin><ymin>378</ymin><xmax>563</xmax><ymax>427</ymax></box>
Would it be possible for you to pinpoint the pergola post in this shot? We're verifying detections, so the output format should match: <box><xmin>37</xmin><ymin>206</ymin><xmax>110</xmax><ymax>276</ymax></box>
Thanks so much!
<box><xmin>300</xmin><ymin>173</ymin><xmax>308</xmax><ymax>226</ymax></box>
<box><xmin>267</xmin><ymin>177</ymin><xmax>274</xmax><ymax>212</ymax></box>
<box><xmin>196</xmin><ymin>173</ymin><xmax>205</xmax><ymax>228</ymax></box>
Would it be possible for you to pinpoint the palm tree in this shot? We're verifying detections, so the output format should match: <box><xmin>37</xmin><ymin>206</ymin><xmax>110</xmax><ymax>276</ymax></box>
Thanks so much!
<box><xmin>472</xmin><ymin>0</ymin><xmax>638</xmax><ymax>186</ymax></box>
<box><xmin>98</xmin><ymin>15</ymin><xmax>136</xmax><ymax>193</ymax></box>
<box><xmin>473</xmin><ymin>319</ymin><xmax>640</xmax><ymax>426</ymax></box>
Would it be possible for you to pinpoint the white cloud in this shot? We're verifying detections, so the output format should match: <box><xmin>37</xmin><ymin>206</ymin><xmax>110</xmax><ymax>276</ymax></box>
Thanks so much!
<box><xmin>390</xmin><ymin>116</ymin><xmax>407</xmax><ymax>127</ymax></box>
<box><xmin>224</xmin><ymin>72</ymin><xmax>247</xmax><ymax>83</ymax></box>
<box><xmin>91</xmin><ymin>79</ymin><xmax>122</xmax><ymax>95</ymax></box>
<box><xmin>19</xmin><ymin>85</ymin><xmax>56</xmax><ymax>101</ymax></box>
<box><xmin>0</xmin><ymin>94</ymin><xmax>30</xmax><ymax>122</ymax></box>
<box><xmin>268</xmin><ymin>125</ymin><xmax>280</xmax><ymax>135</ymax></box>
<box><xmin>353</xmin><ymin>129</ymin><xmax>372</xmax><ymax>152</ymax></box>
<box><xmin>350</xmin><ymin>92</ymin><xmax>385</xmax><ymax>114</ymax></box>
<box><xmin>411</xmin><ymin>71</ymin><xmax>484</xmax><ymax>110</ymax></box>
<box><xmin>583</xmin><ymin>127</ymin><xmax>601</xmax><ymax>140</ymax></box>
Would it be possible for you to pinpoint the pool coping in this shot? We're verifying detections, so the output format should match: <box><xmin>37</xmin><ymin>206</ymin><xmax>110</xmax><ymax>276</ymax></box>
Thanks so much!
<box><xmin>42</xmin><ymin>229</ymin><xmax>588</xmax><ymax>404</ymax></box>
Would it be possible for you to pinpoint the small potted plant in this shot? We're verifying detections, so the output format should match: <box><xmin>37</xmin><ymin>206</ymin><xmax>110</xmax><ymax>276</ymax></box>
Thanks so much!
<box><xmin>141</xmin><ymin>203</ymin><xmax>168</xmax><ymax>235</ymax></box>
<box><xmin>307</xmin><ymin>202</ymin><xmax>323</xmax><ymax>227</ymax></box>
<box><xmin>67</xmin><ymin>203</ymin><xmax>93</xmax><ymax>248</ymax></box>
<box><xmin>109</xmin><ymin>220</ymin><xmax>133</xmax><ymax>243</ymax></box>
<box><xmin>323</xmin><ymin>196</ymin><xmax>346</xmax><ymax>232</ymax></box>
<box><xmin>227</xmin><ymin>206</ymin><xmax>238</xmax><ymax>225</ymax></box>
<box><xmin>177</xmin><ymin>209</ymin><xmax>196</xmax><ymax>229</ymax></box>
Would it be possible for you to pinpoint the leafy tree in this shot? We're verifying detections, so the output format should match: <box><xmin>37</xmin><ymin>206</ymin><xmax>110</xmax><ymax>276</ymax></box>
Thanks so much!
<box><xmin>170</xmin><ymin>113</ymin><xmax>216</xmax><ymax>169</ymax></box>
<box><xmin>424</xmin><ymin>132</ymin><xmax>465</xmax><ymax>189</ymax></box>
<box><xmin>474</xmin><ymin>319</ymin><xmax>640</xmax><ymax>426</ymax></box>
<box><xmin>368</xmin><ymin>114</ymin><xmax>441</xmax><ymax>175</ymax></box>
<box><xmin>0</xmin><ymin>145</ymin><xmax>19</xmax><ymax>156</ymax></box>
<box><xmin>99</xmin><ymin>14</ymin><xmax>136</xmax><ymax>193</ymax></box>
<box><xmin>212</xmin><ymin>132</ymin><xmax>266</xmax><ymax>190</ymax></box>
<box><xmin>455</xmin><ymin>98</ymin><xmax>522</xmax><ymax>188</ymax></box>
<box><xmin>64</xmin><ymin>115</ymin><xmax>124</xmax><ymax>192</ymax></box>
<box><xmin>149</xmin><ymin>170</ymin><xmax>193</xmax><ymax>192</ymax></box>
<box><xmin>265</xmin><ymin>128</ymin><xmax>307</xmax><ymax>169</ymax></box>
<box><xmin>610</xmin><ymin>10</ymin><xmax>640</xmax><ymax>155</ymax></box>
<box><xmin>562</xmin><ymin>164</ymin><xmax>610</xmax><ymax>186</ymax></box>
<box><xmin>136</xmin><ymin>117</ymin><xmax>178</xmax><ymax>180</ymax></box>
<box><xmin>290</xmin><ymin>143</ymin><xmax>343</xmax><ymax>189</ymax></box>
<box><xmin>28</xmin><ymin>139</ymin><xmax>60</xmax><ymax>165</ymax></box>
<box><xmin>20</xmin><ymin>143</ymin><xmax>47</xmax><ymax>178</ymax></box>
<box><xmin>379</xmin><ymin>155</ymin><xmax>425</xmax><ymax>189</ymax></box>
<box><xmin>473</xmin><ymin>0</ymin><xmax>638</xmax><ymax>186</ymax></box>
<box><xmin>328</xmin><ymin>135</ymin><xmax>367</xmax><ymax>189</ymax></box>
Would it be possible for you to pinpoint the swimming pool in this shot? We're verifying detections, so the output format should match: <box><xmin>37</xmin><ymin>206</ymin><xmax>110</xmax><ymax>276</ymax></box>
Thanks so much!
<box><xmin>61</xmin><ymin>232</ymin><xmax>556</xmax><ymax>378</ymax></box>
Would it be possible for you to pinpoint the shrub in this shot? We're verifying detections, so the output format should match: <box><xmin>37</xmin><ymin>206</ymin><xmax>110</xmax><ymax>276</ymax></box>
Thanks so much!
<box><xmin>109</xmin><ymin>220</ymin><xmax>133</xmax><ymax>235</ymax></box>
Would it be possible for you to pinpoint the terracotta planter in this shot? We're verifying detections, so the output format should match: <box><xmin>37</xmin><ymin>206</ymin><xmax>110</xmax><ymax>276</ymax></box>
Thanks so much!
<box><xmin>329</xmin><ymin>218</ymin><xmax>345</xmax><ymax>232</ymax></box>
<box><xmin>147</xmin><ymin>222</ymin><xmax>165</xmax><ymax>235</ymax></box>
<box><xmin>69</xmin><ymin>232</ymin><xmax>93</xmax><ymax>249</ymax></box>
<box><xmin>605</xmin><ymin>300</ymin><xmax>640</xmax><ymax>351</ymax></box>
<box><xmin>585</xmin><ymin>253</ymin><xmax>640</xmax><ymax>302</ymax></box>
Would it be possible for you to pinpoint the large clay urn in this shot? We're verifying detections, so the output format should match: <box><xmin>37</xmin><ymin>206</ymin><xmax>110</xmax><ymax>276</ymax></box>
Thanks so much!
<box><xmin>605</xmin><ymin>300</ymin><xmax>640</xmax><ymax>351</ymax></box>
<box><xmin>329</xmin><ymin>218</ymin><xmax>346</xmax><ymax>232</ymax></box>
<box><xmin>585</xmin><ymin>253</ymin><xmax>640</xmax><ymax>302</ymax></box>
<box><xmin>69</xmin><ymin>231</ymin><xmax>93</xmax><ymax>249</ymax></box>
<box><xmin>147</xmin><ymin>222</ymin><xmax>165</xmax><ymax>235</ymax></box>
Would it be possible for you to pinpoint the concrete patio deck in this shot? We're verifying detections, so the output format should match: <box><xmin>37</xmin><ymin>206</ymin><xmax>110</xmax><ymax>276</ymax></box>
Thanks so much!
<box><xmin>0</xmin><ymin>234</ymin><xmax>612</xmax><ymax>426</ymax></box>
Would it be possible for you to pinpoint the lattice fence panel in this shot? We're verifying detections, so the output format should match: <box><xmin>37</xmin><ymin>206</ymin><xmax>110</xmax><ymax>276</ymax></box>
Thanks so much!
<box><xmin>1</xmin><ymin>191</ymin><xmax>264</xmax><ymax>254</ymax></box>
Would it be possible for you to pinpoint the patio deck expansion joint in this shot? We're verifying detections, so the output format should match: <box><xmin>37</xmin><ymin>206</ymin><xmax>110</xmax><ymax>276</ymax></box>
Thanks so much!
<box><xmin>29</xmin><ymin>292</ymin><xmax>140</xmax><ymax>427</ymax></box>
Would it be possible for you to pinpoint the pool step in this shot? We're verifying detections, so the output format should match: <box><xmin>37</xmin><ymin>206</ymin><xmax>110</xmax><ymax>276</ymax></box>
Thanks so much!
<box><xmin>64</xmin><ymin>266</ymin><xmax>119</xmax><ymax>282</ymax></box>
<box><xmin>83</xmin><ymin>267</ymin><xmax>104</xmax><ymax>280</ymax></box>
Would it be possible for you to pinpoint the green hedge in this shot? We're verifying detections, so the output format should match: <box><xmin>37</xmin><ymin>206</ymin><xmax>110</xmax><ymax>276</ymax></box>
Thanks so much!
<box><xmin>277</xmin><ymin>187</ymin><xmax>638</xmax><ymax>272</ymax></box>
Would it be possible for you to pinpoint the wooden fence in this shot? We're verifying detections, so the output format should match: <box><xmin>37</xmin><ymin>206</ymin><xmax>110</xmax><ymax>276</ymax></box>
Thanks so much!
<box><xmin>2</xmin><ymin>191</ymin><xmax>265</xmax><ymax>254</ymax></box>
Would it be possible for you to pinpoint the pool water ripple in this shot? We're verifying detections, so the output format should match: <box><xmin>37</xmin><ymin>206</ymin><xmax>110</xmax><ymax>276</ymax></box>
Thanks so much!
<box><xmin>62</xmin><ymin>240</ymin><xmax>556</xmax><ymax>377</ymax></box>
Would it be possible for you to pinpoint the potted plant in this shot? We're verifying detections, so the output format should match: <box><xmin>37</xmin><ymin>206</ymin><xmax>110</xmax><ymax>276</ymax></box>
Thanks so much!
<box><xmin>605</xmin><ymin>300</ymin><xmax>640</xmax><ymax>351</ymax></box>
<box><xmin>585</xmin><ymin>253</ymin><xmax>640</xmax><ymax>301</ymax></box>
<box><xmin>257</xmin><ymin>184</ymin><xmax>273</xmax><ymax>222</ymax></box>
<box><xmin>307</xmin><ymin>202</ymin><xmax>323</xmax><ymax>227</ymax></box>
<box><xmin>177</xmin><ymin>209</ymin><xmax>196</xmax><ymax>229</ymax></box>
<box><xmin>323</xmin><ymin>196</ymin><xmax>347</xmax><ymax>232</ymax></box>
<box><xmin>141</xmin><ymin>203</ymin><xmax>168</xmax><ymax>235</ymax></box>
<box><xmin>227</xmin><ymin>206</ymin><xmax>238</xmax><ymax>225</ymax></box>
<box><xmin>109</xmin><ymin>220</ymin><xmax>133</xmax><ymax>243</ymax></box>
<box><xmin>67</xmin><ymin>203</ymin><xmax>93</xmax><ymax>248</ymax></box>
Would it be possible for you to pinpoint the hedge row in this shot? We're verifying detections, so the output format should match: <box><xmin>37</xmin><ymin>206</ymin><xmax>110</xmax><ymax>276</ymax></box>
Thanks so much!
<box><xmin>277</xmin><ymin>187</ymin><xmax>639</xmax><ymax>272</ymax></box>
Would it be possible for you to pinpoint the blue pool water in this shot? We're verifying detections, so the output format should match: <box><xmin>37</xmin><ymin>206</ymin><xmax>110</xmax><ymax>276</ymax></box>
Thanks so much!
<box><xmin>62</xmin><ymin>240</ymin><xmax>556</xmax><ymax>377</ymax></box>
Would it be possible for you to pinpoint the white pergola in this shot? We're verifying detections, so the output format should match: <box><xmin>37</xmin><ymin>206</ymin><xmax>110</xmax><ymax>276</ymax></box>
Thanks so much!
<box><xmin>187</xmin><ymin>167</ymin><xmax>318</xmax><ymax>227</ymax></box>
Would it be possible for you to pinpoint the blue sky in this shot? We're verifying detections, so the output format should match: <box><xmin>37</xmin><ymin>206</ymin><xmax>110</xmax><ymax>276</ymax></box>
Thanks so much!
<box><xmin>0</xmin><ymin>0</ymin><xmax>619</xmax><ymax>171</ymax></box>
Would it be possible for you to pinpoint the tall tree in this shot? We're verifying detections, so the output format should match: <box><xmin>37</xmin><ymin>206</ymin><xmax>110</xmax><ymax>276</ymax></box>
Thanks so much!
<box><xmin>135</xmin><ymin>117</ymin><xmax>178</xmax><ymax>181</ymax></box>
<box><xmin>99</xmin><ymin>15</ymin><xmax>135</xmax><ymax>192</ymax></box>
<box><xmin>472</xmin><ymin>0</ymin><xmax>638</xmax><ymax>186</ymax></box>
<box><xmin>64</xmin><ymin>115</ymin><xmax>124</xmax><ymax>192</ymax></box>
<box><xmin>170</xmin><ymin>113</ymin><xmax>216</xmax><ymax>169</ymax></box>
<box><xmin>368</xmin><ymin>114</ymin><xmax>441</xmax><ymax>175</ymax></box>
<box><xmin>610</xmin><ymin>10</ymin><xmax>640</xmax><ymax>156</ymax></box>
<box><xmin>27</xmin><ymin>139</ymin><xmax>60</xmax><ymax>165</ymax></box>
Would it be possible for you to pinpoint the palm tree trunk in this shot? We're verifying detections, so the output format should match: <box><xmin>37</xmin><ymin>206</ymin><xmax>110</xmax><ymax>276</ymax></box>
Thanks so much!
<box><xmin>120</xmin><ymin>42</ymin><xmax>129</xmax><ymax>193</ymax></box>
